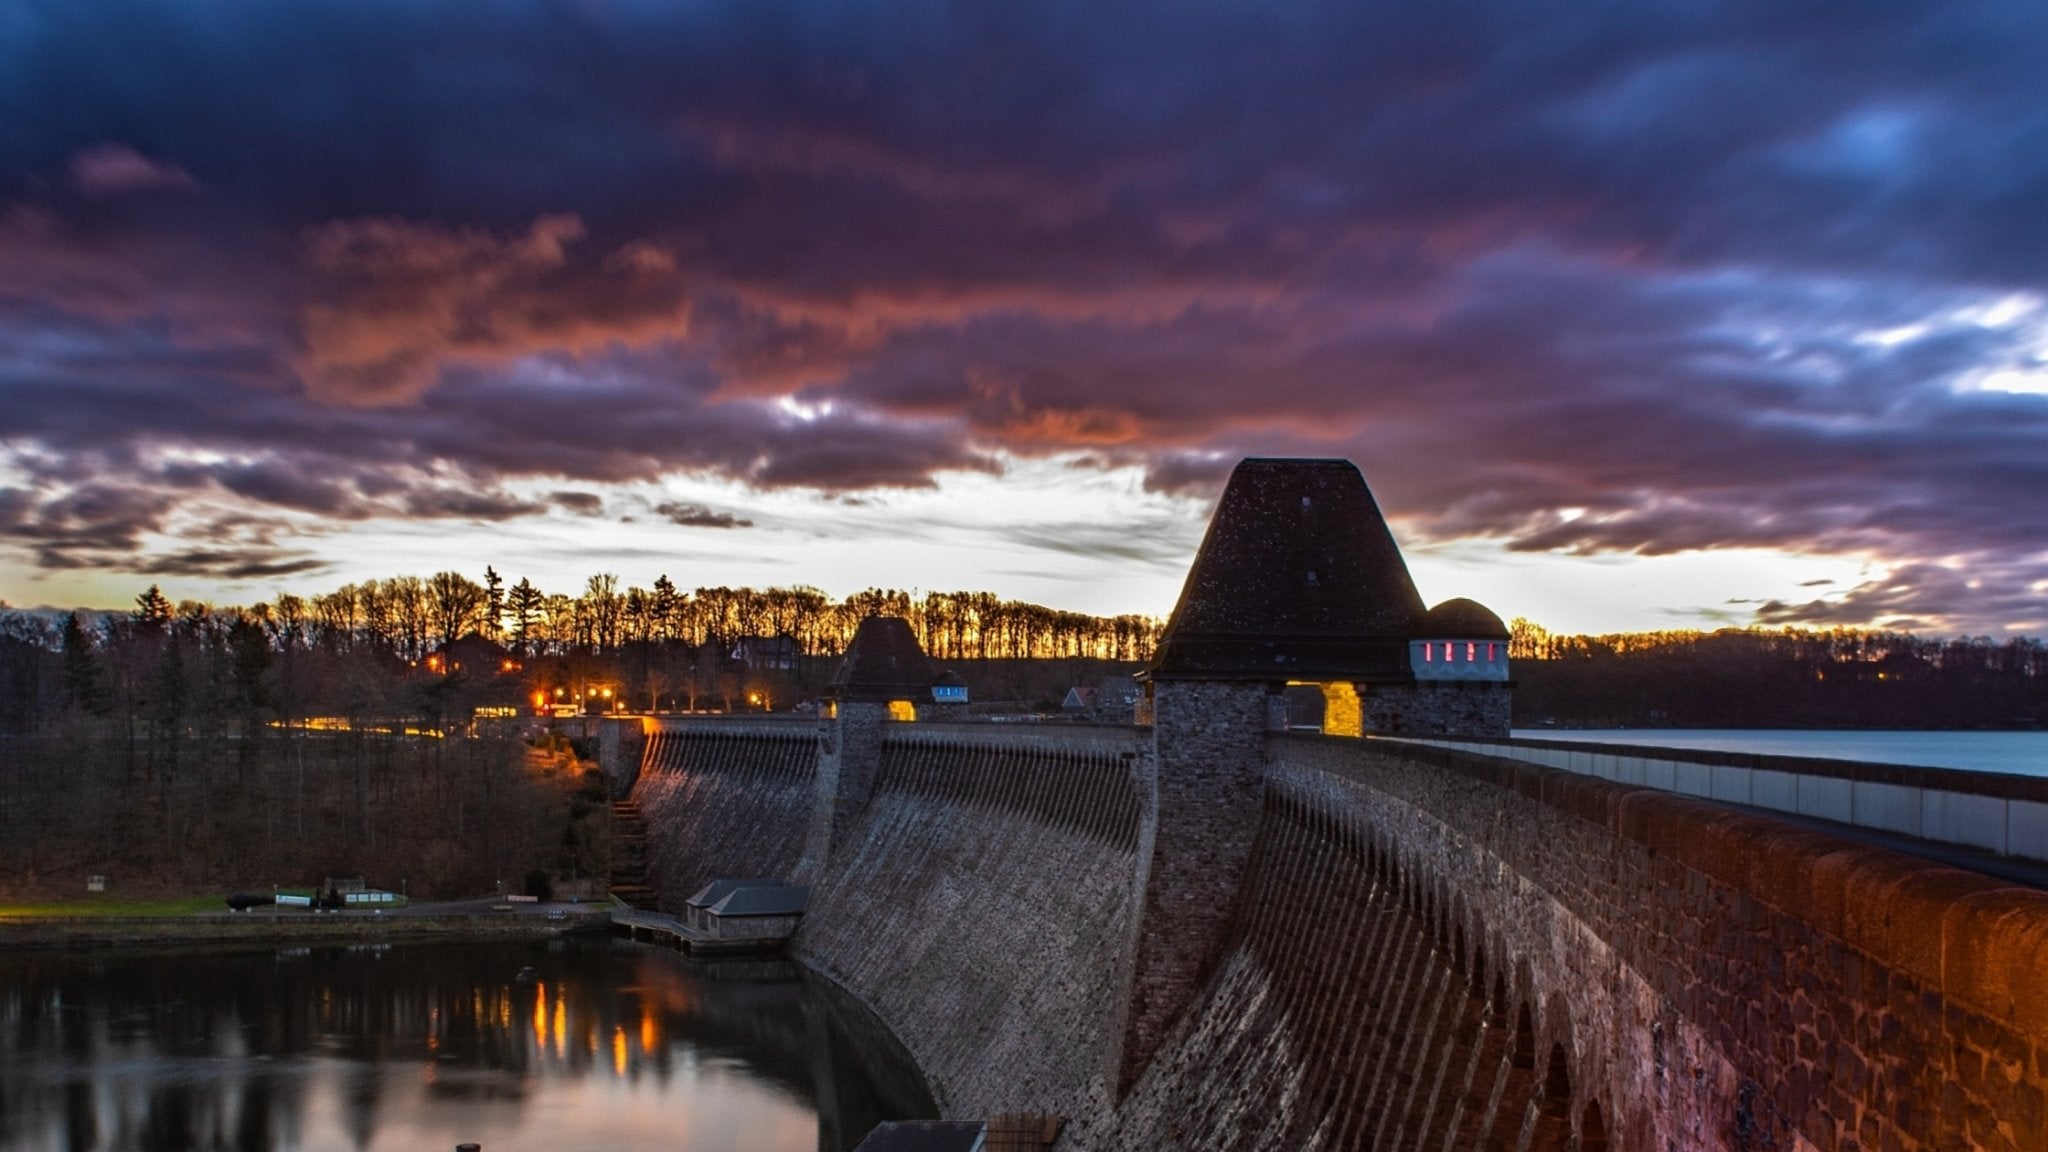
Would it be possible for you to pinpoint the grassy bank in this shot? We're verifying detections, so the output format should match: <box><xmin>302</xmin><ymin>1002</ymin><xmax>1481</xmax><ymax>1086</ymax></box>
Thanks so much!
<box><xmin>0</xmin><ymin>895</ymin><xmax>223</xmax><ymax>917</ymax></box>
<box><xmin>0</xmin><ymin>905</ymin><xmax>614</xmax><ymax>951</ymax></box>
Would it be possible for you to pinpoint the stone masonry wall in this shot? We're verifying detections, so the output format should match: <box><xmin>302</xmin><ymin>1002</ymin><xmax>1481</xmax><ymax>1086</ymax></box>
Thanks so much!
<box><xmin>1268</xmin><ymin>736</ymin><xmax>2048</xmax><ymax>1152</ymax></box>
<box><xmin>597</xmin><ymin>717</ymin><xmax>648</xmax><ymax>797</ymax></box>
<box><xmin>1365</xmin><ymin>682</ymin><xmax>1512</xmax><ymax>737</ymax></box>
<box><xmin>629</xmin><ymin>714</ymin><xmax>2047</xmax><ymax>1152</ymax></box>
<box><xmin>633</xmin><ymin>721</ymin><xmax>821</xmax><ymax>912</ymax></box>
<box><xmin>796</xmin><ymin>725</ymin><xmax>1148</xmax><ymax>1118</ymax></box>
<box><xmin>796</xmin><ymin>701</ymin><xmax>885</xmax><ymax>881</ymax></box>
<box><xmin>1118</xmin><ymin>680</ymin><xmax>1273</xmax><ymax>1092</ymax></box>
<box><xmin>1072</xmin><ymin>770</ymin><xmax>1616</xmax><ymax>1152</ymax></box>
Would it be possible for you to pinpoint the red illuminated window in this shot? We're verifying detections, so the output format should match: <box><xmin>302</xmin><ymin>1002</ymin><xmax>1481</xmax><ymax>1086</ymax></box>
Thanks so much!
<box><xmin>1488</xmin><ymin>643</ymin><xmax>1499</xmax><ymax>662</ymax></box>
<box><xmin>1422</xmin><ymin>642</ymin><xmax>1433</xmax><ymax>662</ymax></box>
<box><xmin>1466</xmin><ymin>642</ymin><xmax>1476</xmax><ymax>661</ymax></box>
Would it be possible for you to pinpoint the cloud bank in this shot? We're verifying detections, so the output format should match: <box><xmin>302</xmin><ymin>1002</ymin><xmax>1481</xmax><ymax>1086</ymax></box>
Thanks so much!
<box><xmin>1</xmin><ymin>0</ymin><xmax>2045</xmax><ymax>630</ymax></box>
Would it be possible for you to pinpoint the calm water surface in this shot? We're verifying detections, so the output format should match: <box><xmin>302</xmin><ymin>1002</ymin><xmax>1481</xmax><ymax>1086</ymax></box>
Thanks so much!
<box><xmin>0</xmin><ymin>937</ymin><xmax>932</xmax><ymax>1152</ymax></box>
<box><xmin>1513</xmin><ymin>728</ymin><xmax>2048</xmax><ymax>777</ymax></box>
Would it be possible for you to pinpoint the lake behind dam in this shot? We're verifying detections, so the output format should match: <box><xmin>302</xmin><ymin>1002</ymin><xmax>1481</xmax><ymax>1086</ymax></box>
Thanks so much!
<box><xmin>1512</xmin><ymin>728</ymin><xmax>2048</xmax><ymax>777</ymax></box>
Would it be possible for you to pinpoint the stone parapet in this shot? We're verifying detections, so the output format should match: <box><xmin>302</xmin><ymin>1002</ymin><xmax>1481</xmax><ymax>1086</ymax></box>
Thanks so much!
<box><xmin>1395</xmin><ymin>733</ymin><xmax>2048</xmax><ymax>864</ymax></box>
<box><xmin>888</xmin><ymin>722</ymin><xmax>1150</xmax><ymax>759</ymax></box>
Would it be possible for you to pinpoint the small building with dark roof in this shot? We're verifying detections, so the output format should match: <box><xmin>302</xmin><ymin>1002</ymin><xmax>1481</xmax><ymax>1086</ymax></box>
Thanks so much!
<box><xmin>1093</xmin><ymin>675</ymin><xmax>1141</xmax><ymax>722</ymax></box>
<box><xmin>682</xmin><ymin>878</ymin><xmax>808</xmax><ymax>943</ymax></box>
<box><xmin>1063</xmin><ymin>677</ymin><xmax>1139</xmax><ymax>722</ymax></box>
<box><xmin>731</xmin><ymin>633</ymin><xmax>799</xmax><ymax>671</ymax></box>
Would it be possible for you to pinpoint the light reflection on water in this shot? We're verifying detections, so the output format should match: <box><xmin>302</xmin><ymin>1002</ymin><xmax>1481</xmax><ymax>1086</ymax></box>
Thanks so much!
<box><xmin>0</xmin><ymin>938</ymin><xmax>933</xmax><ymax>1152</ymax></box>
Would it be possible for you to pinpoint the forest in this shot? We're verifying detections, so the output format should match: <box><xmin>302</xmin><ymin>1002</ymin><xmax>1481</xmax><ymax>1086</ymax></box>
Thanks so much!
<box><xmin>0</xmin><ymin>572</ymin><xmax>1161</xmax><ymax>902</ymax></box>
<box><xmin>1</xmin><ymin>571</ymin><xmax>2041</xmax><ymax>901</ymax></box>
<box><xmin>1510</xmin><ymin>621</ymin><xmax>2048</xmax><ymax>730</ymax></box>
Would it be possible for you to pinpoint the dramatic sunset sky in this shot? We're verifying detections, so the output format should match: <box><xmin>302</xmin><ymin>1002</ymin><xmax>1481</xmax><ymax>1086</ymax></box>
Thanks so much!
<box><xmin>3</xmin><ymin>1</ymin><xmax>2045</xmax><ymax>635</ymax></box>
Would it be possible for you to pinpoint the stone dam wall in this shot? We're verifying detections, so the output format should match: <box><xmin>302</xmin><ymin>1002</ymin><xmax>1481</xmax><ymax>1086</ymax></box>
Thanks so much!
<box><xmin>801</xmin><ymin>724</ymin><xmax>1146</xmax><ymax>1117</ymax></box>
<box><xmin>632</xmin><ymin>717</ymin><xmax>820</xmax><ymax>909</ymax></box>
<box><xmin>626</xmin><ymin>717</ymin><xmax>2048</xmax><ymax>1150</ymax></box>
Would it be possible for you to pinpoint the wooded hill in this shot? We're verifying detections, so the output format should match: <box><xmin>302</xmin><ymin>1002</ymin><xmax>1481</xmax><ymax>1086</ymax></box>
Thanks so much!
<box><xmin>1510</xmin><ymin>622</ymin><xmax>2048</xmax><ymax>729</ymax></box>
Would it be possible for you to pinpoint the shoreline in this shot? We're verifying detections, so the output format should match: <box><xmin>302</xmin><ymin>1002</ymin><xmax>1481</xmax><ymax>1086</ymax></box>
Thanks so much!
<box><xmin>0</xmin><ymin>905</ymin><xmax>615</xmax><ymax>951</ymax></box>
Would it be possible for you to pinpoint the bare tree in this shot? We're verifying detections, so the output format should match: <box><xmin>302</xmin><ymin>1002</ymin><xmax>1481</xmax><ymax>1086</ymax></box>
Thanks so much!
<box><xmin>427</xmin><ymin>571</ymin><xmax>487</xmax><ymax>651</ymax></box>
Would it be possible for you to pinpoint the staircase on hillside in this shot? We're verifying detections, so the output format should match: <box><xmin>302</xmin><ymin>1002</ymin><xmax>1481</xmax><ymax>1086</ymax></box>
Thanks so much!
<box><xmin>609</xmin><ymin>800</ymin><xmax>659</xmax><ymax>910</ymax></box>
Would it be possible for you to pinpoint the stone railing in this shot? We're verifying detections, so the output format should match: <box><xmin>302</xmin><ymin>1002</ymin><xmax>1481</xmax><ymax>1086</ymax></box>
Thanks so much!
<box><xmin>1381</xmin><ymin>733</ymin><xmax>2048</xmax><ymax>862</ymax></box>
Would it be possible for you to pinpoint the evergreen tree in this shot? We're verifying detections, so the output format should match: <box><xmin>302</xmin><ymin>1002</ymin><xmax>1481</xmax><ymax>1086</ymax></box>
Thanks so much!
<box><xmin>133</xmin><ymin>585</ymin><xmax>173</xmax><ymax>633</ymax></box>
<box><xmin>483</xmin><ymin>566</ymin><xmax>505</xmax><ymax>642</ymax></box>
<box><xmin>507</xmin><ymin>578</ymin><xmax>544</xmax><ymax>657</ymax></box>
<box><xmin>60</xmin><ymin>612</ymin><xmax>107</xmax><ymax>715</ymax></box>
<box><xmin>151</xmin><ymin>633</ymin><xmax>187</xmax><ymax>824</ymax></box>
<box><xmin>227</xmin><ymin>614</ymin><xmax>271</xmax><ymax>773</ymax></box>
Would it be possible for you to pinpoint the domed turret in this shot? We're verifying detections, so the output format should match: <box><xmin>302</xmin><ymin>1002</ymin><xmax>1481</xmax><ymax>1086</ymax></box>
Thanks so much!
<box><xmin>1411</xmin><ymin>598</ymin><xmax>1510</xmax><ymax>681</ymax></box>
<box><xmin>930</xmin><ymin>669</ymin><xmax>969</xmax><ymax>704</ymax></box>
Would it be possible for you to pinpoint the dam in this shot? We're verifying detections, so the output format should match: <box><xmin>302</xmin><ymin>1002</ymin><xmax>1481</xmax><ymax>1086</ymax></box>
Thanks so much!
<box><xmin>604</xmin><ymin>458</ymin><xmax>2048</xmax><ymax>1151</ymax></box>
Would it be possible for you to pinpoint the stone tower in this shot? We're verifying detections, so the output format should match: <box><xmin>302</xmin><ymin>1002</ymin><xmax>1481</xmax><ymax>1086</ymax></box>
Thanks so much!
<box><xmin>1117</xmin><ymin>457</ymin><xmax>1509</xmax><ymax>1091</ymax></box>
<box><xmin>798</xmin><ymin>615</ymin><xmax>934</xmax><ymax>880</ymax></box>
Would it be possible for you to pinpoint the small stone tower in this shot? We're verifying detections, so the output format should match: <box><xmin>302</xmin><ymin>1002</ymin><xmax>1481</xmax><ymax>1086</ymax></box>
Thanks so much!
<box><xmin>1411</xmin><ymin>598</ymin><xmax>1512</xmax><ymax>681</ymax></box>
<box><xmin>1117</xmin><ymin>457</ymin><xmax>1511</xmax><ymax>1092</ymax></box>
<box><xmin>798</xmin><ymin>616</ymin><xmax>934</xmax><ymax>880</ymax></box>
<box><xmin>1403</xmin><ymin>598</ymin><xmax>1514</xmax><ymax>732</ymax></box>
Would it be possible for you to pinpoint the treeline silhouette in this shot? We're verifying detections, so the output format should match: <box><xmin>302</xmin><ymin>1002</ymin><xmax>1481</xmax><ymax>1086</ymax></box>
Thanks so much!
<box><xmin>1510</xmin><ymin>621</ymin><xmax>2048</xmax><ymax>729</ymax></box>
<box><xmin>5</xmin><ymin>576</ymin><xmax>2043</xmax><ymax>900</ymax></box>
<box><xmin>286</xmin><ymin>571</ymin><xmax>1161</xmax><ymax>664</ymax></box>
<box><xmin>0</xmin><ymin>572</ymin><xmax>1165</xmax><ymax>730</ymax></box>
<box><xmin>0</xmin><ymin>573</ymin><xmax>1163</xmax><ymax>899</ymax></box>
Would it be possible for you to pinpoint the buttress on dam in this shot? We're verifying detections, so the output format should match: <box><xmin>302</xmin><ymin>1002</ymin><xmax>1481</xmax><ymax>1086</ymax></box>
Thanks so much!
<box><xmin>599</xmin><ymin>458</ymin><xmax>2048</xmax><ymax>1152</ymax></box>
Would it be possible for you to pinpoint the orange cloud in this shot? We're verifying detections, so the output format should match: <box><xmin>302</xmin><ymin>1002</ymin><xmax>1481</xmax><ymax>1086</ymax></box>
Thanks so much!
<box><xmin>296</xmin><ymin>214</ymin><xmax>691</xmax><ymax>405</ymax></box>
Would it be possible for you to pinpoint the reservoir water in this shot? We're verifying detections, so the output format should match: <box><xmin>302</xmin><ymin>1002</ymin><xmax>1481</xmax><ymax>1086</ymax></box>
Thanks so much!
<box><xmin>1511</xmin><ymin>728</ymin><xmax>2048</xmax><ymax>777</ymax></box>
<box><xmin>0</xmin><ymin>937</ymin><xmax>933</xmax><ymax>1152</ymax></box>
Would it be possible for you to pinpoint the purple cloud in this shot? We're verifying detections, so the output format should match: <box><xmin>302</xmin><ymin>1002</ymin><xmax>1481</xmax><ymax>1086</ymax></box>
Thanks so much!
<box><xmin>67</xmin><ymin>144</ymin><xmax>195</xmax><ymax>197</ymax></box>
<box><xmin>0</xmin><ymin>1</ymin><xmax>2044</xmax><ymax>630</ymax></box>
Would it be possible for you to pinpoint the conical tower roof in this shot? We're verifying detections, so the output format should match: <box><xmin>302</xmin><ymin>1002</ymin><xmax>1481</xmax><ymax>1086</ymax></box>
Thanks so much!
<box><xmin>1147</xmin><ymin>458</ymin><xmax>1425</xmax><ymax>682</ymax></box>
<box><xmin>829</xmin><ymin>615</ymin><xmax>936</xmax><ymax>701</ymax></box>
